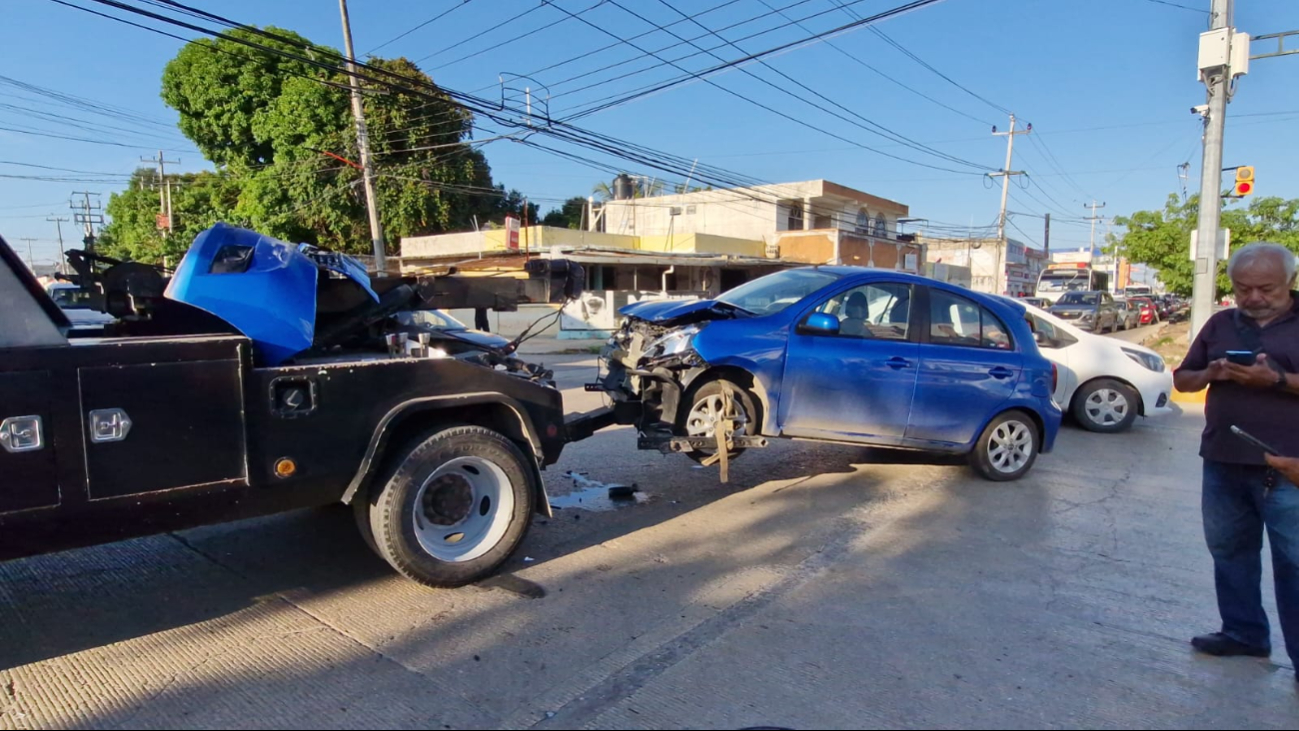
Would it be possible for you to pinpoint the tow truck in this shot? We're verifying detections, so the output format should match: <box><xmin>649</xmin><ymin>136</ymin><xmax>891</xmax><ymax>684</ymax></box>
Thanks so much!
<box><xmin>0</xmin><ymin>224</ymin><xmax>586</xmax><ymax>587</ymax></box>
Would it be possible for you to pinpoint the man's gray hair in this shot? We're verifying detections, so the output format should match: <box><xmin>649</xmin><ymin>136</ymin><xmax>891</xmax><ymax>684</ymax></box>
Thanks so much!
<box><xmin>1227</xmin><ymin>242</ymin><xmax>1298</xmax><ymax>281</ymax></box>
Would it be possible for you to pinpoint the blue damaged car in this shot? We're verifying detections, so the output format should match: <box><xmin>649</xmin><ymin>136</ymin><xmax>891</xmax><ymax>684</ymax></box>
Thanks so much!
<box><xmin>600</xmin><ymin>267</ymin><xmax>1062</xmax><ymax>481</ymax></box>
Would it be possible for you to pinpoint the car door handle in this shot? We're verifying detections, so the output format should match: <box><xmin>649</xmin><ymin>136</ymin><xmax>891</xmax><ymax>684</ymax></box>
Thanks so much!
<box><xmin>988</xmin><ymin>366</ymin><xmax>1014</xmax><ymax>379</ymax></box>
<box><xmin>886</xmin><ymin>356</ymin><xmax>912</xmax><ymax>370</ymax></box>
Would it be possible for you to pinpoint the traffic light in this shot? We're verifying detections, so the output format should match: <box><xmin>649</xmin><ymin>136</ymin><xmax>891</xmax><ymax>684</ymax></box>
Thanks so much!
<box><xmin>1234</xmin><ymin>166</ymin><xmax>1254</xmax><ymax>196</ymax></box>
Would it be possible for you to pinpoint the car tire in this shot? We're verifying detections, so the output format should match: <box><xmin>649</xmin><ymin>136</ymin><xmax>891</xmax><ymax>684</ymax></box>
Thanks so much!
<box><xmin>363</xmin><ymin>426</ymin><xmax>535</xmax><ymax>587</ymax></box>
<box><xmin>969</xmin><ymin>410</ymin><xmax>1040</xmax><ymax>481</ymax></box>
<box><xmin>1072</xmin><ymin>378</ymin><xmax>1139</xmax><ymax>433</ymax></box>
<box><xmin>681</xmin><ymin>378</ymin><xmax>759</xmax><ymax>465</ymax></box>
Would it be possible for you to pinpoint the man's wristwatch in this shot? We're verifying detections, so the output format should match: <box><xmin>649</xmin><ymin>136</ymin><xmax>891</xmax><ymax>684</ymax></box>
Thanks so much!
<box><xmin>1274</xmin><ymin>369</ymin><xmax>1289</xmax><ymax>390</ymax></box>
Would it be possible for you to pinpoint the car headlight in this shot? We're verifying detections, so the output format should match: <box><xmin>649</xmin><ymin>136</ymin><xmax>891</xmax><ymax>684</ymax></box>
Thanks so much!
<box><xmin>645</xmin><ymin>324</ymin><xmax>702</xmax><ymax>360</ymax></box>
<box><xmin>1123</xmin><ymin>347</ymin><xmax>1165</xmax><ymax>372</ymax></box>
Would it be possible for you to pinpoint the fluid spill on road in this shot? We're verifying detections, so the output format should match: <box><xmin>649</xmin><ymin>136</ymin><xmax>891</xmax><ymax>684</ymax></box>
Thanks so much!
<box><xmin>548</xmin><ymin>471</ymin><xmax>650</xmax><ymax>512</ymax></box>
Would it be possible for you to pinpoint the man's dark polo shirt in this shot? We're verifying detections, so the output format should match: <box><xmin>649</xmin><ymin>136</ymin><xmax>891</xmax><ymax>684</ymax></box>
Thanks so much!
<box><xmin>1178</xmin><ymin>294</ymin><xmax>1299</xmax><ymax>465</ymax></box>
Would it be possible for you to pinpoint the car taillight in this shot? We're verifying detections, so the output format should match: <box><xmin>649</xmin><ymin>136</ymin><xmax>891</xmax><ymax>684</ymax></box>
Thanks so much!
<box><xmin>1051</xmin><ymin>362</ymin><xmax>1058</xmax><ymax>393</ymax></box>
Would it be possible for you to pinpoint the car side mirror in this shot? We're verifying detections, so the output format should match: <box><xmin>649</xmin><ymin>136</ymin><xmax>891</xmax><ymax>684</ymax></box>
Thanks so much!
<box><xmin>799</xmin><ymin>312</ymin><xmax>840</xmax><ymax>336</ymax></box>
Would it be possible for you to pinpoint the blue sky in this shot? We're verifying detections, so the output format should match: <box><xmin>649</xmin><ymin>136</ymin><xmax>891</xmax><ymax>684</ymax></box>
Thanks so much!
<box><xmin>2</xmin><ymin>0</ymin><xmax>1297</xmax><ymax>269</ymax></box>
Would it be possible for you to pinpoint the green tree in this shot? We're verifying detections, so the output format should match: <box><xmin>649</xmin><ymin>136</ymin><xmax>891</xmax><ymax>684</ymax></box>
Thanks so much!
<box><xmin>107</xmin><ymin>26</ymin><xmax>517</xmax><ymax>259</ymax></box>
<box><xmin>1112</xmin><ymin>194</ymin><xmax>1299</xmax><ymax>296</ymax></box>
<box><xmin>542</xmin><ymin>196</ymin><xmax>588</xmax><ymax>229</ymax></box>
<box><xmin>98</xmin><ymin>168</ymin><xmax>241</xmax><ymax>265</ymax></box>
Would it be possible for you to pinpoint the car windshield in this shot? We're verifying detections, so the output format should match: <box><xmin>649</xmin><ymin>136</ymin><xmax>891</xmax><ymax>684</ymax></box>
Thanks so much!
<box><xmin>49</xmin><ymin>286</ymin><xmax>92</xmax><ymax>309</ymax></box>
<box><xmin>1057</xmin><ymin>292</ymin><xmax>1099</xmax><ymax>306</ymax></box>
<box><xmin>716</xmin><ymin>269</ymin><xmax>840</xmax><ymax>315</ymax></box>
<box><xmin>394</xmin><ymin>310</ymin><xmax>468</xmax><ymax>330</ymax></box>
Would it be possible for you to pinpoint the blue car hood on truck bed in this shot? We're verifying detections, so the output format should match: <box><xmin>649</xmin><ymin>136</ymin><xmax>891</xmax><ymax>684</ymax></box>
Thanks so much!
<box><xmin>165</xmin><ymin>223</ymin><xmax>377</xmax><ymax>366</ymax></box>
<box><xmin>618</xmin><ymin>298</ymin><xmax>737</xmax><ymax>325</ymax></box>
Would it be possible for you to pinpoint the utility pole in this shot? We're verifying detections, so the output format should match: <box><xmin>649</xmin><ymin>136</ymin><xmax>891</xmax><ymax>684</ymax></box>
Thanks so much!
<box><xmin>1191</xmin><ymin>0</ymin><xmax>1238</xmax><ymax>337</ymax></box>
<box><xmin>18</xmin><ymin>238</ymin><xmax>39</xmax><ymax>272</ymax></box>
<box><xmin>1084</xmin><ymin>200</ymin><xmax>1106</xmax><ymax>257</ymax></box>
<box><xmin>1043</xmin><ymin>212</ymin><xmax>1051</xmax><ymax>260</ymax></box>
<box><xmin>46</xmin><ymin>215</ymin><xmax>68</xmax><ymax>273</ymax></box>
<box><xmin>141</xmin><ymin>150</ymin><xmax>180</xmax><ymax>236</ymax></box>
<box><xmin>338</xmin><ymin>0</ymin><xmax>387</xmax><ymax>274</ymax></box>
<box><xmin>70</xmin><ymin>192</ymin><xmax>103</xmax><ymax>251</ymax></box>
<box><xmin>991</xmin><ymin>114</ymin><xmax>1029</xmax><ymax>295</ymax></box>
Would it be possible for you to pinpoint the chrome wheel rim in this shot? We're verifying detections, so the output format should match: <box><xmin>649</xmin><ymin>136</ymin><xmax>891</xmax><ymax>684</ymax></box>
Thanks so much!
<box><xmin>1084</xmin><ymin>388</ymin><xmax>1129</xmax><ymax>426</ymax></box>
<box><xmin>988</xmin><ymin>420</ymin><xmax>1034</xmax><ymax>474</ymax></box>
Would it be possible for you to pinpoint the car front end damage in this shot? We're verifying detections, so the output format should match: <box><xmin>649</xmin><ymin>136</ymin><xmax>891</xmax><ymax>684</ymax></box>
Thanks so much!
<box><xmin>595</xmin><ymin>302</ymin><xmax>768</xmax><ymax>460</ymax></box>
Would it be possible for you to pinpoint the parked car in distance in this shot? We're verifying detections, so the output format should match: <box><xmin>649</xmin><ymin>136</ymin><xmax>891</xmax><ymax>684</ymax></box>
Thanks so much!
<box><xmin>1047</xmin><ymin>291</ymin><xmax>1119</xmax><ymax>333</ymax></box>
<box><xmin>45</xmin><ymin>281</ymin><xmax>115</xmax><ymax>330</ymax></box>
<box><xmin>1113</xmin><ymin>298</ymin><xmax>1140</xmax><ymax>331</ymax></box>
<box><xmin>392</xmin><ymin>309</ymin><xmax>512</xmax><ymax>353</ymax></box>
<box><xmin>1127</xmin><ymin>296</ymin><xmax>1159</xmax><ymax>326</ymax></box>
<box><xmin>1016</xmin><ymin>300</ymin><xmax>1174</xmax><ymax>433</ymax></box>
<box><xmin>603</xmin><ymin>268</ymin><xmax>1063</xmax><ymax>481</ymax></box>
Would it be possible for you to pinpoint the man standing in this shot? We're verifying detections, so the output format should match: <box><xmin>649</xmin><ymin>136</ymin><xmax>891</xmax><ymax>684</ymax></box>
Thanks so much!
<box><xmin>1174</xmin><ymin>242</ymin><xmax>1299</xmax><ymax>678</ymax></box>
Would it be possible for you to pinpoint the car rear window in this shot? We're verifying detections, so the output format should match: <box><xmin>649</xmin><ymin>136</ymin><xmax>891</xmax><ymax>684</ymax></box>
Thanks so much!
<box><xmin>929</xmin><ymin>290</ymin><xmax>1013</xmax><ymax>350</ymax></box>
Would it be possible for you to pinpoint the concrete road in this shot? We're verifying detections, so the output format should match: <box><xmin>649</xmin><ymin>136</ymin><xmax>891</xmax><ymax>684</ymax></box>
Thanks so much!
<box><xmin>1</xmin><ymin>357</ymin><xmax>1295</xmax><ymax>730</ymax></box>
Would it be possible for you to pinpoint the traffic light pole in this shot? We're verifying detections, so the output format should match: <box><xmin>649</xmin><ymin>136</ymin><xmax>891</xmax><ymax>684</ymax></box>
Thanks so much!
<box><xmin>1190</xmin><ymin>0</ymin><xmax>1234</xmax><ymax>339</ymax></box>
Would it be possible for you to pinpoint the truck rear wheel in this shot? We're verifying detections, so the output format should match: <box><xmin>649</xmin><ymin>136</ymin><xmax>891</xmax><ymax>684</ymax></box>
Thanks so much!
<box><xmin>362</xmin><ymin>426</ymin><xmax>535</xmax><ymax>587</ymax></box>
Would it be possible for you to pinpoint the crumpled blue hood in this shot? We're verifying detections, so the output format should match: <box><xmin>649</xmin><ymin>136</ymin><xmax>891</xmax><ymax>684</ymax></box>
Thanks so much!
<box><xmin>618</xmin><ymin>298</ymin><xmax>734</xmax><ymax>324</ymax></box>
<box><xmin>165</xmin><ymin>223</ymin><xmax>377</xmax><ymax>365</ymax></box>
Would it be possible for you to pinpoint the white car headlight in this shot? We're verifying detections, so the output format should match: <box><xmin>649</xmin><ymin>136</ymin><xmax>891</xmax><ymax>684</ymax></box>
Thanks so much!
<box><xmin>1123</xmin><ymin>347</ymin><xmax>1165</xmax><ymax>372</ymax></box>
<box><xmin>646</xmin><ymin>324</ymin><xmax>701</xmax><ymax>359</ymax></box>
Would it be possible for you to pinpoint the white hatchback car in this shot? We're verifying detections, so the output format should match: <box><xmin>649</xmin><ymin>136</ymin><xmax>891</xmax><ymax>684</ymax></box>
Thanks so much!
<box><xmin>1018</xmin><ymin>301</ymin><xmax>1175</xmax><ymax>433</ymax></box>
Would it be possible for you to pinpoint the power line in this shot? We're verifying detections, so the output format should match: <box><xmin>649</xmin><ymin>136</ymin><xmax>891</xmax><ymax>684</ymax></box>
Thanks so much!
<box><xmin>599</xmin><ymin>0</ymin><xmax>990</xmax><ymax>171</ymax></box>
<box><xmin>364</xmin><ymin>0</ymin><xmax>475</xmax><ymax>56</ymax></box>
<box><xmin>752</xmin><ymin>0</ymin><xmax>993</xmax><ymax>127</ymax></box>
<box><xmin>547</xmin><ymin>0</ymin><xmax>872</xmax><ymax>106</ymax></box>
<box><xmin>1142</xmin><ymin>0</ymin><xmax>1207</xmax><ymax>13</ymax></box>
<box><xmin>61</xmin><ymin>0</ymin><xmax>937</xmax><ymax>226</ymax></box>
<box><xmin>466</xmin><ymin>0</ymin><xmax>749</xmax><ymax>94</ymax></box>
<box><xmin>432</xmin><ymin>1</ymin><xmax>610</xmax><ymax>72</ymax></box>
<box><xmin>413</xmin><ymin>2</ymin><xmax>546</xmax><ymax>65</ymax></box>
<box><xmin>561</xmin><ymin>0</ymin><xmax>950</xmax><ymax>121</ymax></box>
<box><xmin>830</xmin><ymin>0</ymin><xmax>1011</xmax><ymax>116</ymax></box>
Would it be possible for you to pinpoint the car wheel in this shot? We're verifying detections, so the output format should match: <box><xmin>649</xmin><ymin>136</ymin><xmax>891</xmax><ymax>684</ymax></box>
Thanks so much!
<box><xmin>1072</xmin><ymin>378</ymin><xmax>1139</xmax><ymax>433</ymax></box>
<box><xmin>681</xmin><ymin>379</ymin><xmax>758</xmax><ymax>465</ymax></box>
<box><xmin>969</xmin><ymin>411</ymin><xmax>1040</xmax><ymax>481</ymax></box>
<box><xmin>362</xmin><ymin>426</ymin><xmax>535</xmax><ymax>587</ymax></box>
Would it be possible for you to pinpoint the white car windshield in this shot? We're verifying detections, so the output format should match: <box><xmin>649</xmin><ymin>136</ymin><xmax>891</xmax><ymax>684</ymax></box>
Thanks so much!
<box><xmin>716</xmin><ymin>269</ymin><xmax>840</xmax><ymax>315</ymax></box>
<box><xmin>49</xmin><ymin>286</ymin><xmax>93</xmax><ymax>309</ymax></box>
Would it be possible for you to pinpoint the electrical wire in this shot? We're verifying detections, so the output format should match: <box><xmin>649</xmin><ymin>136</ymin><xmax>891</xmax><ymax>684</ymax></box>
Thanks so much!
<box><xmin>558</xmin><ymin>0</ymin><xmax>947</xmax><ymax>121</ymax></box>
<box><xmin>546</xmin><ymin>0</ymin><xmax>873</xmax><ymax>105</ymax></box>
<box><xmin>413</xmin><ymin>2</ymin><xmax>546</xmax><ymax>65</ymax></box>
<box><xmin>432</xmin><ymin>1</ymin><xmax>609</xmax><ymax>72</ymax></box>
<box><xmin>62</xmin><ymin>0</ymin><xmax>952</xmax><ymax>227</ymax></box>
<box><xmin>364</xmin><ymin>0</ymin><xmax>475</xmax><ymax>56</ymax></box>
<box><xmin>752</xmin><ymin>0</ymin><xmax>993</xmax><ymax>127</ymax></box>
<box><xmin>640</xmin><ymin>0</ymin><xmax>991</xmax><ymax>170</ymax></box>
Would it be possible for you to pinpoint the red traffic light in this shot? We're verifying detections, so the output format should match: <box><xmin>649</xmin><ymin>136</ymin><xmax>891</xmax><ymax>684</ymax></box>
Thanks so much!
<box><xmin>1236</xmin><ymin>182</ymin><xmax>1253</xmax><ymax>195</ymax></box>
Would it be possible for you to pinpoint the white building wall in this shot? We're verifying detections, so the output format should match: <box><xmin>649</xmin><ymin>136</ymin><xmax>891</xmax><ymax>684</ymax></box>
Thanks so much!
<box><xmin>601</xmin><ymin>190</ymin><xmax>778</xmax><ymax>241</ymax></box>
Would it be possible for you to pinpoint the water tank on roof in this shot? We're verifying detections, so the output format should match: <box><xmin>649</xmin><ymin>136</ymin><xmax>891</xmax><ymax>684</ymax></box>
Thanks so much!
<box><xmin>613</xmin><ymin>173</ymin><xmax>635</xmax><ymax>200</ymax></box>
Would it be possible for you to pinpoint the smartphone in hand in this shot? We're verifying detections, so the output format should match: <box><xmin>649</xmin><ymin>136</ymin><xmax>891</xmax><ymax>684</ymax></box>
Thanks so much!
<box><xmin>1226</xmin><ymin>350</ymin><xmax>1258</xmax><ymax>366</ymax></box>
<box><xmin>1231</xmin><ymin>425</ymin><xmax>1280</xmax><ymax>456</ymax></box>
